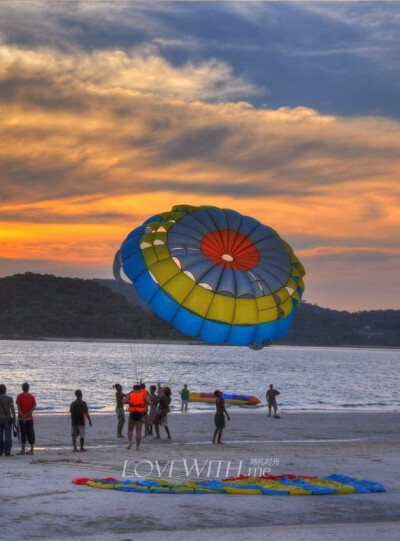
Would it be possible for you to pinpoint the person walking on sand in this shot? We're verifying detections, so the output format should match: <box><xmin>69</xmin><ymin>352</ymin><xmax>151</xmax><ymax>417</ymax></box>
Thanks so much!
<box><xmin>212</xmin><ymin>390</ymin><xmax>230</xmax><ymax>444</ymax></box>
<box><xmin>179</xmin><ymin>384</ymin><xmax>190</xmax><ymax>412</ymax></box>
<box><xmin>16</xmin><ymin>382</ymin><xmax>37</xmax><ymax>455</ymax></box>
<box><xmin>70</xmin><ymin>390</ymin><xmax>92</xmax><ymax>452</ymax></box>
<box><xmin>113</xmin><ymin>383</ymin><xmax>126</xmax><ymax>438</ymax></box>
<box><xmin>154</xmin><ymin>386</ymin><xmax>172</xmax><ymax>440</ymax></box>
<box><xmin>124</xmin><ymin>384</ymin><xmax>149</xmax><ymax>451</ymax></box>
<box><xmin>0</xmin><ymin>384</ymin><xmax>17</xmax><ymax>457</ymax></box>
<box><xmin>266</xmin><ymin>384</ymin><xmax>280</xmax><ymax>418</ymax></box>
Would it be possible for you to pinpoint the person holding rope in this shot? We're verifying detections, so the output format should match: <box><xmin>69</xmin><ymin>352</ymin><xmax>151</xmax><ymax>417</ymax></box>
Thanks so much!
<box><xmin>124</xmin><ymin>384</ymin><xmax>149</xmax><ymax>451</ymax></box>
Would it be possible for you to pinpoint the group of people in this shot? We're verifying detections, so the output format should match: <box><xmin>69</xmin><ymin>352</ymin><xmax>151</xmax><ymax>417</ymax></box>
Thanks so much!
<box><xmin>0</xmin><ymin>381</ymin><xmax>281</xmax><ymax>455</ymax></box>
<box><xmin>113</xmin><ymin>382</ymin><xmax>173</xmax><ymax>451</ymax></box>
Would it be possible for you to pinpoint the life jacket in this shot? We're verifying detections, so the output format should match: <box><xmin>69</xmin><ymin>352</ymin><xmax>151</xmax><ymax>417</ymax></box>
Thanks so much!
<box><xmin>128</xmin><ymin>391</ymin><xmax>146</xmax><ymax>413</ymax></box>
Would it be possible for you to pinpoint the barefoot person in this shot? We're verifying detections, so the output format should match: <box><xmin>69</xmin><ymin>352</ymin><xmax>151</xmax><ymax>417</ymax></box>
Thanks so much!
<box><xmin>70</xmin><ymin>390</ymin><xmax>92</xmax><ymax>452</ymax></box>
<box><xmin>16</xmin><ymin>382</ymin><xmax>37</xmax><ymax>455</ymax></box>
<box><xmin>0</xmin><ymin>384</ymin><xmax>17</xmax><ymax>457</ymax></box>
<box><xmin>179</xmin><ymin>384</ymin><xmax>190</xmax><ymax>413</ymax></box>
<box><xmin>154</xmin><ymin>386</ymin><xmax>172</xmax><ymax>440</ymax></box>
<box><xmin>146</xmin><ymin>385</ymin><xmax>158</xmax><ymax>436</ymax></box>
<box><xmin>124</xmin><ymin>384</ymin><xmax>148</xmax><ymax>451</ymax></box>
<box><xmin>113</xmin><ymin>383</ymin><xmax>126</xmax><ymax>438</ymax></box>
<box><xmin>212</xmin><ymin>390</ymin><xmax>230</xmax><ymax>444</ymax></box>
<box><xmin>266</xmin><ymin>384</ymin><xmax>280</xmax><ymax>417</ymax></box>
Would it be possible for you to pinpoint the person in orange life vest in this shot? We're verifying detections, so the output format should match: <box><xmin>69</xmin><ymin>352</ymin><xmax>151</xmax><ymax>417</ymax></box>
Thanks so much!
<box><xmin>124</xmin><ymin>384</ymin><xmax>149</xmax><ymax>451</ymax></box>
<box><xmin>16</xmin><ymin>382</ymin><xmax>37</xmax><ymax>455</ymax></box>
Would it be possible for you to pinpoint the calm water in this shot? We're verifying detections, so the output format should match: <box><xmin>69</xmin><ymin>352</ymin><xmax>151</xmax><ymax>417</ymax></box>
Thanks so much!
<box><xmin>1</xmin><ymin>340</ymin><xmax>399</xmax><ymax>413</ymax></box>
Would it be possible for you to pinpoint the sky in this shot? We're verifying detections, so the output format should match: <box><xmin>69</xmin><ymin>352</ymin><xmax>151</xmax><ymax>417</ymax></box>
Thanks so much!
<box><xmin>0</xmin><ymin>1</ymin><xmax>399</xmax><ymax>312</ymax></box>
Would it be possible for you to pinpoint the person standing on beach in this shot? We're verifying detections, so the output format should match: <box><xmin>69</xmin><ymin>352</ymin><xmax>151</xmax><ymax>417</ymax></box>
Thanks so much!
<box><xmin>113</xmin><ymin>383</ymin><xmax>126</xmax><ymax>438</ymax></box>
<box><xmin>179</xmin><ymin>384</ymin><xmax>190</xmax><ymax>412</ymax></box>
<box><xmin>154</xmin><ymin>386</ymin><xmax>172</xmax><ymax>440</ymax></box>
<box><xmin>146</xmin><ymin>385</ymin><xmax>158</xmax><ymax>436</ymax></box>
<box><xmin>266</xmin><ymin>384</ymin><xmax>280</xmax><ymax>418</ymax></box>
<box><xmin>124</xmin><ymin>384</ymin><xmax>149</xmax><ymax>450</ymax></box>
<box><xmin>212</xmin><ymin>390</ymin><xmax>230</xmax><ymax>444</ymax></box>
<box><xmin>0</xmin><ymin>384</ymin><xmax>17</xmax><ymax>457</ymax></box>
<box><xmin>70</xmin><ymin>389</ymin><xmax>92</xmax><ymax>452</ymax></box>
<box><xmin>16</xmin><ymin>382</ymin><xmax>37</xmax><ymax>455</ymax></box>
<box><xmin>139</xmin><ymin>382</ymin><xmax>150</xmax><ymax>436</ymax></box>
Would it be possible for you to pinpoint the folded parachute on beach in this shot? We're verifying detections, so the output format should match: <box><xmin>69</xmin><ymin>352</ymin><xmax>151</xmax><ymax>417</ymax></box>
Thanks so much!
<box><xmin>72</xmin><ymin>474</ymin><xmax>385</xmax><ymax>495</ymax></box>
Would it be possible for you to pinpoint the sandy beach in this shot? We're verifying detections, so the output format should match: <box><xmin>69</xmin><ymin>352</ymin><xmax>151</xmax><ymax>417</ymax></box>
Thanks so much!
<box><xmin>2</xmin><ymin>410</ymin><xmax>399</xmax><ymax>540</ymax></box>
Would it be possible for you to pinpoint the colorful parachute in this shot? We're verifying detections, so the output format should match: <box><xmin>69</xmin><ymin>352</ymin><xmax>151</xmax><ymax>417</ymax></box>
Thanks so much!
<box><xmin>114</xmin><ymin>205</ymin><xmax>305</xmax><ymax>347</ymax></box>
<box><xmin>73</xmin><ymin>474</ymin><xmax>385</xmax><ymax>495</ymax></box>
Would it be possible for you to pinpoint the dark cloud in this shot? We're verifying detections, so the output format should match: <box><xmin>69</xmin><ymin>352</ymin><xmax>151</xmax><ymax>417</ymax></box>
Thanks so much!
<box><xmin>0</xmin><ymin>207</ymin><xmax>132</xmax><ymax>224</ymax></box>
<box><xmin>1</xmin><ymin>1</ymin><xmax>400</xmax><ymax>117</ymax></box>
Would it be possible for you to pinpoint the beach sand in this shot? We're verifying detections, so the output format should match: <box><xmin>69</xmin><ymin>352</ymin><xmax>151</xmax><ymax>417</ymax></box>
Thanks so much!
<box><xmin>2</xmin><ymin>410</ymin><xmax>399</xmax><ymax>540</ymax></box>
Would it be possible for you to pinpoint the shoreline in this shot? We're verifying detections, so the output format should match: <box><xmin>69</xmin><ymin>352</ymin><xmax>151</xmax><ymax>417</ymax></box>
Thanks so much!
<box><xmin>1</xmin><ymin>335</ymin><xmax>399</xmax><ymax>350</ymax></box>
<box><xmin>32</xmin><ymin>406</ymin><xmax>400</xmax><ymax>416</ymax></box>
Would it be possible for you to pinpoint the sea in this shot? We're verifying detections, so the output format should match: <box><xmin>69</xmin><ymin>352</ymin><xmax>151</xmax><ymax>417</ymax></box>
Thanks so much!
<box><xmin>1</xmin><ymin>339</ymin><xmax>399</xmax><ymax>414</ymax></box>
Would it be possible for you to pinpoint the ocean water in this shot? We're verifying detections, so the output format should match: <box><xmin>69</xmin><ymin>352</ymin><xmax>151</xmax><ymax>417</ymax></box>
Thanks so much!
<box><xmin>1</xmin><ymin>340</ymin><xmax>399</xmax><ymax>413</ymax></box>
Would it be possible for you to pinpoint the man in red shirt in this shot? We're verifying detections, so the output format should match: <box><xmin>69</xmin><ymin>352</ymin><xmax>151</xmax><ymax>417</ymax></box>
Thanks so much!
<box><xmin>16</xmin><ymin>382</ymin><xmax>37</xmax><ymax>455</ymax></box>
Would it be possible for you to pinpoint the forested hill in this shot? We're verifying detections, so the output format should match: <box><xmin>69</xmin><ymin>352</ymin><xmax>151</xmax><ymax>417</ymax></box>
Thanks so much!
<box><xmin>1</xmin><ymin>273</ymin><xmax>399</xmax><ymax>347</ymax></box>
<box><xmin>0</xmin><ymin>273</ymin><xmax>185</xmax><ymax>341</ymax></box>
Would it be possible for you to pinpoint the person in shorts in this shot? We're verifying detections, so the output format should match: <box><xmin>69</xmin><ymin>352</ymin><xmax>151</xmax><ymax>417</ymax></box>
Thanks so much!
<box><xmin>154</xmin><ymin>386</ymin><xmax>172</xmax><ymax>440</ymax></box>
<box><xmin>113</xmin><ymin>383</ymin><xmax>126</xmax><ymax>438</ymax></box>
<box><xmin>179</xmin><ymin>384</ymin><xmax>190</xmax><ymax>412</ymax></box>
<box><xmin>16</xmin><ymin>382</ymin><xmax>37</xmax><ymax>455</ymax></box>
<box><xmin>266</xmin><ymin>384</ymin><xmax>280</xmax><ymax>417</ymax></box>
<box><xmin>124</xmin><ymin>384</ymin><xmax>149</xmax><ymax>451</ymax></box>
<box><xmin>0</xmin><ymin>384</ymin><xmax>17</xmax><ymax>457</ymax></box>
<box><xmin>212</xmin><ymin>390</ymin><xmax>230</xmax><ymax>444</ymax></box>
<box><xmin>145</xmin><ymin>385</ymin><xmax>158</xmax><ymax>436</ymax></box>
<box><xmin>70</xmin><ymin>389</ymin><xmax>92</xmax><ymax>452</ymax></box>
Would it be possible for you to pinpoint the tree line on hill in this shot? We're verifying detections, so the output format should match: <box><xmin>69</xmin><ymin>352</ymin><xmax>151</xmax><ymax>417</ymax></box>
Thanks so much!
<box><xmin>0</xmin><ymin>273</ymin><xmax>399</xmax><ymax>347</ymax></box>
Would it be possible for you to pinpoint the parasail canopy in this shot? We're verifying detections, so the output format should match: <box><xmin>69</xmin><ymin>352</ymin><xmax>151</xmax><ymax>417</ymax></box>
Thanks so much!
<box><xmin>114</xmin><ymin>205</ymin><xmax>305</xmax><ymax>348</ymax></box>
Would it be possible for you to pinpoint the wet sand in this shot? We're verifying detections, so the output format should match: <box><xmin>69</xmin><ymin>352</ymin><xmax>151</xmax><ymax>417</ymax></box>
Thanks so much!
<box><xmin>2</xmin><ymin>410</ymin><xmax>399</xmax><ymax>540</ymax></box>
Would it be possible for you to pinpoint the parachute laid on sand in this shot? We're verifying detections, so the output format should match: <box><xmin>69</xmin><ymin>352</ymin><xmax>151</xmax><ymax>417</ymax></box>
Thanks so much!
<box><xmin>114</xmin><ymin>205</ymin><xmax>305</xmax><ymax>348</ymax></box>
<box><xmin>73</xmin><ymin>474</ymin><xmax>385</xmax><ymax>495</ymax></box>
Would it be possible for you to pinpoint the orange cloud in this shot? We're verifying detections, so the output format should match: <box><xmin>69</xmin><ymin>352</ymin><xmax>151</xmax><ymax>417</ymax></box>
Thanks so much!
<box><xmin>1</xmin><ymin>41</ymin><xmax>399</xmax><ymax>309</ymax></box>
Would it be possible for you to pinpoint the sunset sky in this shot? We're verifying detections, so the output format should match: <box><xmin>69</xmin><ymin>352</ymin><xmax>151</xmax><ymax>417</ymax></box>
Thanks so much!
<box><xmin>1</xmin><ymin>1</ymin><xmax>399</xmax><ymax>312</ymax></box>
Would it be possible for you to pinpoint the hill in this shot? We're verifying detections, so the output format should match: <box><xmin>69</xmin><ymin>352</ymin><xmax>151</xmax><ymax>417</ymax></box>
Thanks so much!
<box><xmin>0</xmin><ymin>273</ymin><xmax>185</xmax><ymax>341</ymax></box>
<box><xmin>1</xmin><ymin>273</ymin><xmax>399</xmax><ymax>346</ymax></box>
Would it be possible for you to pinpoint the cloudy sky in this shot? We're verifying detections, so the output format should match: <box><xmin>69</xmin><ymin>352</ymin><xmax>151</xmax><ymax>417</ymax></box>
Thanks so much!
<box><xmin>1</xmin><ymin>1</ymin><xmax>399</xmax><ymax>311</ymax></box>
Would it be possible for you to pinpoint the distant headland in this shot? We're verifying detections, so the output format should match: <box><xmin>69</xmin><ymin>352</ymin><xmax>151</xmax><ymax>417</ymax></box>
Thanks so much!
<box><xmin>1</xmin><ymin>273</ymin><xmax>399</xmax><ymax>347</ymax></box>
